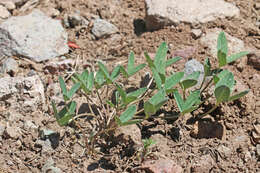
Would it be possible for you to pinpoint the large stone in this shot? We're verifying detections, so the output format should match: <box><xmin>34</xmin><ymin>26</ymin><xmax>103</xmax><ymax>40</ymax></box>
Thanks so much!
<box><xmin>145</xmin><ymin>0</ymin><xmax>240</xmax><ymax>30</ymax></box>
<box><xmin>0</xmin><ymin>57</ymin><xmax>19</xmax><ymax>74</ymax></box>
<box><xmin>0</xmin><ymin>9</ymin><xmax>68</xmax><ymax>62</ymax></box>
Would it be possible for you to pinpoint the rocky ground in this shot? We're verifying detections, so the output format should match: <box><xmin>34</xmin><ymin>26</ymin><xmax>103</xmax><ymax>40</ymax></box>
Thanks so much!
<box><xmin>0</xmin><ymin>0</ymin><xmax>259</xmax><ymax>172</ymax></box>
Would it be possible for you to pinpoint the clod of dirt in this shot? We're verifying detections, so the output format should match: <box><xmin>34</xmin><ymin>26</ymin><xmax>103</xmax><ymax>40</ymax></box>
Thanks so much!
<box><xmin>4</xmin><ymin>124</ymin><xmax>20</xmax><ymax>139</ymax></box>
<box><xmin>140</xmin><ymin>158</ymin><xmax>182</xmax><ymax>173</ymax></box>
<box><xmin>217</xmin><ymin>145</ymin><xmax>232</xmax><ymax>159</ymax></box>
<box><xmin>42</xmin><ymin>157</ymin><xmax>62</xmax><ymax>173</ymax></box>
<box><xmin>190</xmin><ymin>120</ymin><xmax>225</xmax><ymax>140</ymax></box>
<box><xmin>39</xmin><ymin>129</ymin><xmax>60</xmax><ymax>149</ymax></box>
<box><xmin>114</xmin><ymin>124</ymin><xmax>142</xmax><ymax>146</ymax></box>
<box><xmin>252</xmin><ymin>124</ymin><xmax>260</xmax><ymax>144</ymax></box>
<box><xmin>150</xmin><ymin>134</ymin><xmax>171</xmax><ymax>155</ymax></box>
<box><xmin>191</xmin><ymin>154</ymin><xmax>215</xmax><ymax>173</ymax></box>
<box><xmin>247</xmin><ymin>51</ymin><xmax>260</xmax><ymax>70</ymax></box>
<box><xmin>0</xmin><ymin>1</ymin><xmax>16</xmax><ymax>10</ymax></box>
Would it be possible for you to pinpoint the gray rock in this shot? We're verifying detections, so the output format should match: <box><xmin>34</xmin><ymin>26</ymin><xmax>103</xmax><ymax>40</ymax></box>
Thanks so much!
<box><xmin>0</xmin><ymin>75</ymin><xmax>45</xmax><ymax>104</ymax></box>
<box><xmin>0</xmin><ymin>9</ymin><xmax>68</xmax><ymax>62</ymax></box>
<box><xmin>200</xmin><ymin>29</ymin><xmax>246</xmax><ymax>57</ymax></box>
<box><xmin>23</xmin><ymin>120</ymin><xmax>38</xmax><ymax>130</ymax></box>
<box><xmin>217</xmin><ymin>145</ymin><xmax>232</xmax><ymax>158</ymax></box>
<box><xmin>0</xmin><ymin>57</ymin><xmax>19</xmax><ymax>74</ymax></box>
<box><xmin>184</xmin><ymin>59</ymin><xmax>204</xmax><ymax>88</ymax></box>
<box><xmin>0</xmin><ymin>5</ymin><xmax>10</xmax><ymax>19</ymax></box>
<box><xmin>91</xmin><ymin>19</ymin><xmax>118</xmax><ymax>38</ymax></box>
<box><xmin>145</xmin><ymin>0</ymin><xmax>239</xmax><ymax>30</ymax></box>
<box><xmin>39</xmin><ymin>129</ymin><xmax>60</xmax><ymax>149</ymax></box>
<box><xmin>42</xmin><ymin>157</ymin><xmax>62</xmax><ymax>173</ymax></box>
<box><xmin>68</xmin><ymin>13</ymin><xmax>82</xmax><ymax>28</ymax></box>
<box><xmin>35</xmin><ymin>139</ymin><xmax>53</xmax><ymax>153</ymax></box>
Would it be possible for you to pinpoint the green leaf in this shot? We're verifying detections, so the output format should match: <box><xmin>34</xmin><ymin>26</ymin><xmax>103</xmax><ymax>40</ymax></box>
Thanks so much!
<box><xmin>215</xmin><ymin>70</ymin><xmax>235</xmax><ymax>91</ymax></box>
<box><xmin>87</xmin><ymin>72</ymin><xmax>94</xmax><ymax>91</ymax></box>
<box><xmin>204</xmin><ymin>58</ymin><xmax>211</xmax><ymax>77</ymax></box>
<box><xmin>126</xmin><ymin>87</ymin><xmax>147</xmax><ymax>104</ymax></box>
<box><xmin>144</xmin><ymin>52</ymin><xmax>155</xmax><ymax>69</ymax></box>
<box><xmin>166</xmin><ymin>57</ymin><xmax>182</xmax><ymax>67</ymax></box>
<box><xmin>165</xmin><ymin>72</ymin><xmax>184</xmax><ymax>93</ymax></box>
<box><xmin>173</xmin><ymin>90</ymin><xmax>185</xmax><ymax>112</ymax></box>
<box><xmin>151</xmin><ymin>67</ymin><xmax>162</xmax><ymax>89</ymax></box>
<box><xmin>215</xmin><ymin>85</ymin><xmax>230</xmax><ymax>103</ymax></box>
<box><xmin>228</xmin><ymin>90</ymin><xmax>249</xmax><ymax>102</ymax></box>
<box><xmin>106</xmin><ymin>100</ymin><xmax>115</xmax><ymax>108</ymax></box>
<box><xmin>182</xmin><ymin>90</ymin><xmax>200</xmax><ymax>111</ymax></box>
<box><xmin>144</xmin><ymin>89</ymin><xmax>168</xmax><ymax>118</ymax></box>
<box><xmin>119</xmin><ymin>105</ymin><xmax>137</xmax><ymax>123</ymax></box>
<box><xmin>98</xmin><ymin>61</ymin><xmax>112</xmax><ymax>83</ymax></box>
<box><xmin>120</xmin><ymin>66</ymin><xmax>128</xmax><ymax>78</ymax></box>
<box><xmin>180</xmin><ymin>71</ymin><xmax>200</xmax><ymax>90</ymax></box>
<box><xmin>227</xmin><ymin>51</ymin><xmax>249</xmax><ymax>64</ymax></box>
<box><xmin>56</xmin><ymin>101</ymin><xmax>76</xmax><ymax>126</ymax></box>
<box><xmin>115</xmin><ymin>83</ymin><xmax>127</xmax><ymax>104</ymax></box>
<box><xmin>154</xmin><ymin>42</ymin><xmax>167</xmax><ymax>76</ymax></box>
<box><xmin>67</xmin><ymin>83</ymin><xmax>81</xmax><ymax>99</ymax></box>
<box><xmin>129</xmin><ymin>64</ymin><xmax>146</xmax><ymax>76</ymax></box>
<box><xmin>58</xmin><ymin>76</ymin><xmax>68</xmax><ymax>101</ymax></box>
<box><xmin>128</xmin><ymin>51</ymin><xmax>135</xmax><ymax>72</ymax></box>
<box><xmin>217</xmin><ymin>31</ymin><xmax>228</xmax><ymax>67</ymax></box>
<box><xmin>111</xmin><ymin>65</ymin><xmax>121</xmax><ymax>81</ymax></box>
<box><xmin>95</xmin><ymin>69</ymin><xmax>105</xmax><ymax>88</ymax></box>
<box><xmin>81</xmin><ymin>69</ymin><xmax>89</xmax><ymax>81</ymax></box>
<box><xmin>51</xmin><ymin>101</ymin><xmax>58</xmax><ymax>117</ymax></box>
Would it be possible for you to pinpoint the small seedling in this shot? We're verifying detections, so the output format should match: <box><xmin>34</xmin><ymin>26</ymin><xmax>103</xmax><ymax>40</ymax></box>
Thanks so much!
<box><xmin>51</xmin><ymin>31</ymin><xmax>249</xmax><ymax>154</ymax></box>
<box><xmin>138</xmin><ymin>138</ymin><xmax>156</xmax><ymax>162</ymax></box>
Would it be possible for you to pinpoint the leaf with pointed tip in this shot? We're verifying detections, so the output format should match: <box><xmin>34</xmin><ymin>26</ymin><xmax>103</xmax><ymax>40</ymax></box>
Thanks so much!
<box><xmin>129</xmin><ymin>64</ymin><xmax>146</xmax><ymax>76</ymax></box>
<box><xmin>173</xmin><ymin>90</ymin><xmax>185</xmax><ymax>112</ymax></box>
<box><xmin>111</xmin><ymin>65</ymin><xmax>121</xmax><ymax>81</ymax></box>
<box><xmin>154</xmin><ymin>42</ymin><xmax>167</xmax><ymax>76</ymax></box>
<box><xmin>87</xmin><ymin>72</ymin><xmax>94</xmax><ymax>92</ymax></box>
<box><xmin>115</xmin><ymin>83</ymin><xmax>127</xmax><ymax>104</ymax></box>
<box><xmin>165</xmin><ymin>72</ymin><xmax>184</xmax><ymax>93</ymax></box>
<box><xmin>126</xmin><ymin>87</ymin><xmax>147</xmax><ymax>105</ymax></box>
<box><xmin>95</xmin><ymin>69</ymin><xmax>105</xmax><ymax>88</ymax></box>
<box><xmin>51</xmin><ymin>101</ymin><xmax>58</xmax><ymax>117</ymax></box>
<box><xmin>144</xmin><ymin>52</ymin><xmax>155</xmax><ymax>69</ymax></box>
<box><xmin>98</xmin><ymin>61</ymin><xmax>112</xmax><ymax>83</ymax></box>
<box><xmin>217</xmin><ymin>31</ymin><xmax>228</xmax><ymax>67</ymax></box>
<box><xmin>182</xmin><ymin>90</ymin><xmax>201</xmax><ymax>111</ymax></box>
<box><xmin>227</xmin><ymin>51</ymin><xmax>249</xmax><ymax>64</ymax></box>
<box><xmin>166</xmin><ymin>57</ymin><xmax>182</xmax><ymax>67</ymax></box>
<box><xmin>126</xmin><ymin>49</ymin><xmax>146</xmax><ymax>76</ymax></box>
<box><xmin>228</xmin><ymin>90</ymin><xmax>249</xmax><ymax>102</ymax></box>
<box><xmin>151</xmin><ymin>67</ymin><xmax>162</xmax><ymax>89</ymax></box>
<box><xmin>118</xmin><ymin>105</ymin><xmax>137</xmax><ymax>124</ymax></box>
<box><xmin>215</xmin><ymin>85</ymin><xmax>230</xmax><ymax>104</ymax></box>
<box><xmin>58</xmin><ymin>76</ymin><xmax>69</xmax><ymax>101</ymax></box>
<box><xmin>120</xmin><ymin>119</ymin><xmax>142</xmax><ymax>126</ymax></box>
<box><xmin>67</xmin><ymin>83</ymin><xmax>81</xmax><ymax>99</ymax></box>
<box><xmin>120</xmin><ymin>66</ymin><xmax>128</xmax><ymax>78</ymax></box>
<box><xmin>180</xmin><ymin>71</ymin><xmax>200</xmax><ymax>90</ymax></box>
<box><xmin>81</xmin><ymin>69</ymin><xmax>89</xmax><ymax>81</ymax></box>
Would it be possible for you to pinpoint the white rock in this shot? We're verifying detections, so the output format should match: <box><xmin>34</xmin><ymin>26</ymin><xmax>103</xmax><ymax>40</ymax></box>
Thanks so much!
<box><xmin>91</xmin><ymin>19</ymin><xmax>118</xmax><ymax>38</ymax></box>
<box><xmin>0</xmin><ymin>75</ymin><xmax>45</xmax><ymax>107</ymax></box>
<box><xmin>0</xmin><ymin>9</ymin><xmax>68</xmax><ymax>62</ymax></box>
<box><xmin>0</xmin><ymin>5</ymin><xmax>10</xmax><ymax>19</ymax></box>
<box><xmin>0</xmin><ymin>57</ymin><xmax>19</xmax><ymax>74</ymax></box>
<box><xmin>184</xmin><ymin>59</ymin><xmax>204</xmax><ymax>88</ymax></box>
<box><xmin>200</xmin><ymin>29</ymin><xmax>245</xmax><ymax>57</ymax></box>
<box><xmin>145</xmin><ymin>0</ymin><xmax>239</xmax><ymax>30</ymax></box>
